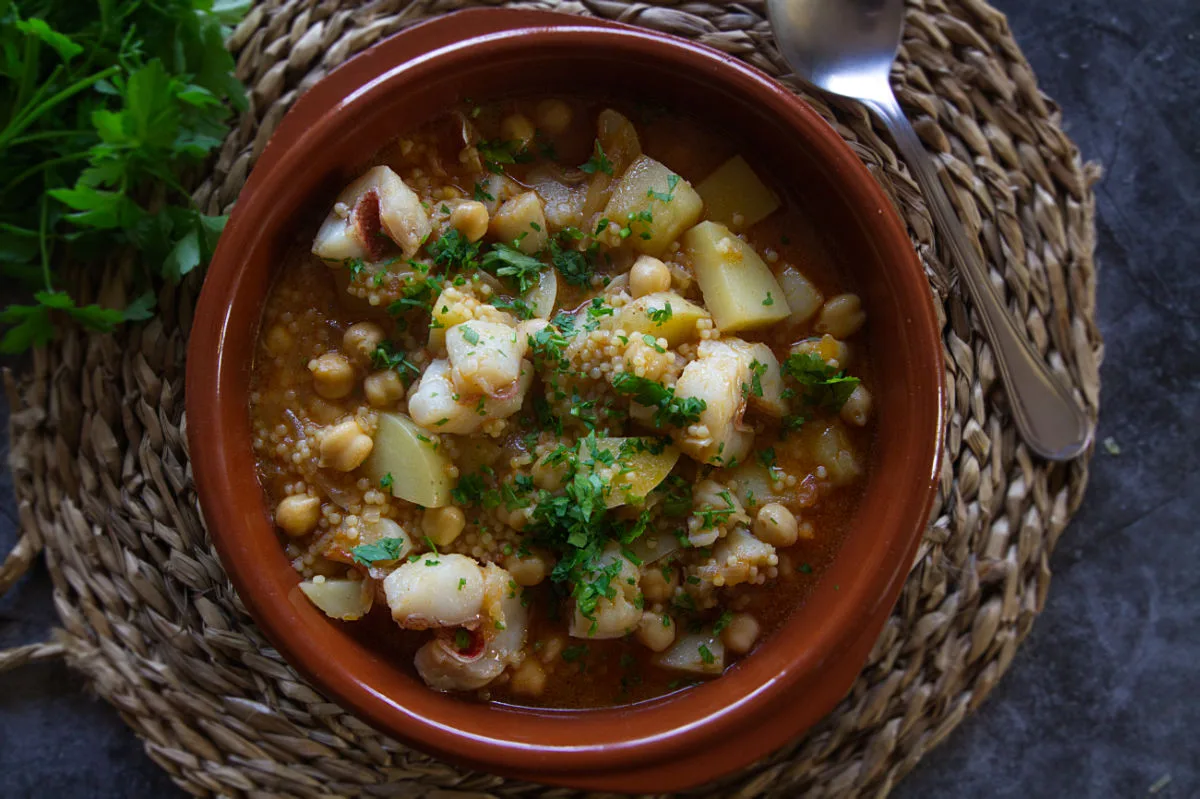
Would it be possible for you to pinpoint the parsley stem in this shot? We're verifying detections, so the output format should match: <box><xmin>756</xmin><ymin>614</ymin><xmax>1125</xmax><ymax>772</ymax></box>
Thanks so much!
<box><xmin>2</xmin><ymin>152</ymin><xmax>92</xmax><ymax>195</ymax></box>
<box><xmin>0</xmin><ymin>65</ymin><xmax>121</xmax><ymax>150</ymax></box>
<box><xmin>38</xmin><ymin>191</ymin><xmax>52</xmax><ymax>292</ymax></box>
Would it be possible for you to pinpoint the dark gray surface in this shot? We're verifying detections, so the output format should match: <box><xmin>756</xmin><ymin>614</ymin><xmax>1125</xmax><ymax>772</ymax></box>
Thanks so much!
<box><xmin>1</xmin><ymin>1</ymin><xmax>1197</xmax><ymax>796</ymax></box>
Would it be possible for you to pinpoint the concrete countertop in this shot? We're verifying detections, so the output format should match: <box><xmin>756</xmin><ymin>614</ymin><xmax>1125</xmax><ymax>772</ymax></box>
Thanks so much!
<box><xmin>1</xmin><ymin>0</ymin><xmax>1196</xmax><ymax>795</ymax></box>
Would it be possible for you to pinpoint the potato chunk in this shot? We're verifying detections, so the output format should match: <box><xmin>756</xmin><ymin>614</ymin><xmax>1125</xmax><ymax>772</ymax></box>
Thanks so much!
<box><xmin>299</xmin><ymin>578</ymin><xmax>374</xmax><ymax>621</ymax></box>
<box><xmin>616</xmin><ymin>292</ymin><xmax>710</xmax><ymax>347</ymax></box>
<box><xmin>681</xmin><ymin>221</ymin><xmax>791</xmax><ymax>332</ymax></box>
<box><xmin>363</xmin><ymin>412</ymin><xmax>454</xmax><ymax>508</ymax></box>
<box><xmin>654</xmin><ymin>632</ymin><xmax>725</xmax><ymax>676</ymax></box>
<box><xmin>602</xmin><ymin>155</ymin><xmax>703</xmax><ymax>257</ymax></box>
<box><xmin>489</xmin><ymin>191</ymin><xmax>547</xmax><ymax>253</ymax></box>
<box><xmin>696</xmin><ymin>155</ymin><xmax>781</xmax><ymax>229</ymax></box>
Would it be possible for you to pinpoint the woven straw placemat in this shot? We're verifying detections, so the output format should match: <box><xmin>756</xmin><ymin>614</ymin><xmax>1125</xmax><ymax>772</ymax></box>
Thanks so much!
<box><xmin>0</xmin><ymin>0</ymin><xmax>1102</xmax><ymax>796</ymax></box>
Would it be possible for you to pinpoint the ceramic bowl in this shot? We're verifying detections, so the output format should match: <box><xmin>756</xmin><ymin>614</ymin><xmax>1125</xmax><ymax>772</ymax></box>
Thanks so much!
<box><xmin>187</xmin><ymin>8</ymin><xmax>944</xmax><ymax>792</ymax></box>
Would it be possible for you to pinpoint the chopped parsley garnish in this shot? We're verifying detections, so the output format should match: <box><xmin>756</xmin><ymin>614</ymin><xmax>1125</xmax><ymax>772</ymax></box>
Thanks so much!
<box><xmin>648</xmin><ymin>303</ymin><xmax>673</xmax><ymax>325</ymax></box>
<box><xmin>579</xmin><ymin>139</ymin><xmax>614</xmax><ymax>175</ymax></box>
<box><xmin>481</xmin><ymin>243</ymin><xmax>544</xmax><ymax>293</ymax></box>
<box><xmin>549</xmin><ymin>236</ymin><xmax>594</xmax><ymax>287</ymax></box>
<box><xmin>379</xmin><ymin>473</ymin><xmax>394</xmax><ymax>489</ymax></box>
<box><xmin>454</xmin><ymin>628</ymin><xmax>472</xmax><ymax>650</ymax></box>
<box><xmin>561</xmin><ymin>645</ymin><xmax>589</xmax><ymax>662</ymax></box>
<box><xmin>782</xmin><ymin>352</ymin><xmax>860</xmax><ymax>413</ymax></box>
<box><xmin>461</xmin><ymin>325</ymin><xmax>480</xmax><ymax>345</ymax></box>
<box><xmin>477</xmin><ymin>138</ymin><xmax>532</xmax><ymax>174</ymax></box>
<box><xmin>659</xmin><ymin>474</ymin><xmax>693</xmax><ymax>517</ymax></box>
<box><xmin>647</xmin><ymin>173</ymin><xmax>681</xmax><ymax>203</ymax></box>
<box><xmin>698</xmin><ymin>643</ymin><xmax>715</xmax><ymax>665</ymax></box>
<box><xmin>490</xmin><ymin>295</ymin><xmax>536</xmax><ymax>320</ymax></box>
<box><xmin>749</xmin><ymin>359</ymin><xmax>767</xmax><ymax>398</ymax></box>
<box><xmin>611</xmin><ymin>373</ymin><xmax>706</xmax><ymax>428</ymax></box>
<box><xmin>713</xmin><ymin>610</ymin><xmax>734</xmax><ymax>635</ymax></box>
<box><xmin>757</xmin><ymin>447</ymin><xmax>777</xmax><ymax>470</ymax></box>
<box><xmin>762</xmin><ymin>291</ymin><xmax>774</xmax><ymax>307</ymax></box>
<box><xmin>370</xmin><ymin>342</ymin><xmax>420</xmax><ymax>384</ymax></box>
<box><xmin>350</xmin><ymin>537</ymin><xmax>406</xmax><ymax>565</ymax></box>
<box><xmin>426</xmin><ymin>229</ymin><xmax>480</xmax><ymax>270</ymax></box>
<box><xmin>472</xmin><ymin>181</ymin><xmax>495</xmax><ymax>202</ymax></box>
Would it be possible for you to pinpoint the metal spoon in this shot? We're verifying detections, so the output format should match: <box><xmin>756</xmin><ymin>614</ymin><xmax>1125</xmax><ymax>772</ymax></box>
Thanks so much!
<box><xmin>767</xmin><ymin>0</ymin><xmax>1094</xmax><ymax>461</ymax></box>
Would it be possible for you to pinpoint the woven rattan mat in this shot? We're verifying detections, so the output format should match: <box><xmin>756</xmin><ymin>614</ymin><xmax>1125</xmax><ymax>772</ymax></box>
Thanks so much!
<box><xmin>0</xmin><ymin>0</ymin><xmax>1102</xmax><ymax>796</ymax></box>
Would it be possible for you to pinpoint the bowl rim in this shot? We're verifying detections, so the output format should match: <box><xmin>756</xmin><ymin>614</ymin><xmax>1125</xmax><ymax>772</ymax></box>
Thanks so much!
<box><xmin>186</xmin><ymin>7</ymin><xmax>944</xmax><ymax>791</ymax></box>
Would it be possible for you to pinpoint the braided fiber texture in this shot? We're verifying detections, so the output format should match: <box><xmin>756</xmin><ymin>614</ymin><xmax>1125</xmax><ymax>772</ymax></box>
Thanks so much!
<box><xmin>1</xmin><ymin>0</ymin><xmax>1102</xmax><ymax>796</ymax></box>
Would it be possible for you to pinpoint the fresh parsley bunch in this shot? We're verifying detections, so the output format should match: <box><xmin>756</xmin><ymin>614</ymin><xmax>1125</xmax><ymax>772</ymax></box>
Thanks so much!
<box><xmin>0</xmin><ymin>0</ymin><xmax>248</xmax><ymax>352</ymax></box>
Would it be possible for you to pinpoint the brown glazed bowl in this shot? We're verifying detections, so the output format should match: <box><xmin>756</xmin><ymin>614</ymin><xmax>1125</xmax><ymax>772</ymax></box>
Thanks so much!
<box><xmin>187</xmin><ymin>8</ymin><xmax>944</xmax><ymax>793</ymax></box>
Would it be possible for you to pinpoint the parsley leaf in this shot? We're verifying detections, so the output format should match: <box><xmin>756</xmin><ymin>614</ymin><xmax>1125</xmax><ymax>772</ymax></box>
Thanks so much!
<box><xmin>579</xmin><ymin>140</ymin><xmax>614</xmax><ymax>175</ymax></box>
<box><xmin>549</xmin><ymin>237</ymin><xmax>594</xmax><ymax>287</ymax></box>
<box><xmin>646</xmin><ymin>173</ymin><xmax>681</xmax><ymax>203</ymax></box>
<box><xmin>782</xmin><ymin>352</ymin><xmax>860</xmax><ymax>413</ymax></box>
<box><xmin>477</xmin><ymin>138</ymin><xmax>532</xmax><ymax>174</ymax></box>
<box><xmin>426</xmin><ymin>229</ymin><xmax>480</xmax><ymax>270</ymax></box>
<box><xmin>371</xmin><ymin>342</ymin><xmax>420</xmax><ymax>384</ymax></box>
<box><xmin>350</xmin><ymin>537</ymin><xmax>407</xmax><ymax>565</ymax></box>
<box><xmin>481</xmin><ymin>243</ymin><xmax>544</xmax><ymax>293</ymax></box>
<box><xmin>611</xmin><ymin>373</ymin><xmax>706</xmax><ymax>428</ymax></box>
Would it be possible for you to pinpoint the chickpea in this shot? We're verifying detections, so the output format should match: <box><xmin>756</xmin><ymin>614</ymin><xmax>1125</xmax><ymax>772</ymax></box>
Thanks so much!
<box><xmin>636</xmin><ymin>611</ymin><xmax>676</xmax><ymax>652</ymax></box>
<box><xmin>840</xmin><ymin>384</ymin><xmax>872</xmax><ymax>427</ymax></box>
<box><xmin>720</xmin><ymin>612</ymin><xmax>761</xmax><ymax>654</ymax></box>
<box><xmin>629</xmin><ymin>255</ymin><xmax>672</xmax><ymax>298</ymax></box>
<box><xmin>342</xmin><ymin>322</ymin><xmax>385</xmax><ymax>364</ymax></box>
<box><xmin>319</xmin><ymin>418</ymin><xmax>374</xmax><ymax>471</ymax></box>
<box><xmin>364</xmin><ymin>369</ymin><xmax>406</xmax><ymax>408</ymax></box>
<box><xmin>450</xmin><ymin>201</ymin><xmax>489</xmax><ymax>242</ymax></box>
<box><xmin>535</xmin><ymin>99</ymin><xmax>572</xmax><ymax>135</ymax></box>
<box><xmin>510</xmin><ymin>658</ymin><xmax>547</xmax><ymax>697</ymax></box>
<box><xmin>264</xmin><ymin>324</ymin><xmax>293</xmax><ymax>356</ymax></box>
<box><xmin>506</xmin><ymin>550</ymin><xmax>550</xmax><ymax>587</ymax></box>
<box><xmin>640</xmin><ymin>563</ymin><xmax>679</xmax><ymax>603</ymax></box>
<box><xmin>275</xmin><ymin>495</ymin><xmax>320</xmax><ymax>537</ymax></box>
<box><xmin>815</xmin><ymin>293</ymin><xmax>866</xmax><ymax>338</ymax></box>
<box><xmin>500</xmin><ymin>113</ymin><xmax>536</xmax><ymax>148</ymax></box>
<box><xmin>422</xmin><ymin>506</ymin><xmax>466</xmax><ymax>547</ymax></box>
<box><xmin>308</xmin><ymin>352</ymin><xmax>355</xmax><ymax>399</ymax></box>
<box><xmin>753</xmin><ymin>503</ymin><xmax>799</xmax><ymax>547</ymax></box>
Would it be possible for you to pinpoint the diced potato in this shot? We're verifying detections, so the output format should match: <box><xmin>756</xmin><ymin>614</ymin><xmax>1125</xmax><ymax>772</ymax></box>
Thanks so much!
<box><xmin>616</xmin><ymin>292</ymin><xmax>710</xmax><ymax>347</ymax></box>
<box><xmin>696</xmin><ymin>155</ymin><xmax>781</xmax><ymax>229</ymax></box>
<box><xmin>654</xmin><ymin>632</ymin><xmax>725</xmax><ymax>676</ymax></box>
<box><xmin>489</xmin><ymin>191</ymin><xmax>548</xmax><ymax>253</ymax></box>
<box><xmin>681</xmin><ymin>221</ymin><xmax>791</xmax><ymax>332</ymax></box>
<box><xmin>592</xmin><ymin>437</ymin><xmax>681</xmax><ymax>507</ymax></box>
<box><xmin>524</xmin><ymin>268</ymin><xmax>558</xmax><ymax>319</ymax></box>
<box><xmin>723</xmin><ymin>461</ymin><xmax>787</xmax><ymax>510</ymax></box>
<box><xmin>299</xmin><ymin>578</ymin><xmax>374</xmax><ymax>621</ymax></box>
<box><xmin>363</xmin><ymin>412</ymin><xmax>454</xmax><ymax>508</ymax></box>
<box><xmin>776</xmin><ymin>265</ymin><xmax>824</xmax><ymax>326</ymax></box>
<box><xmin>602</xmin><ymin>155</ymin><xmax>703</xmax><ymax>257</ymax></box>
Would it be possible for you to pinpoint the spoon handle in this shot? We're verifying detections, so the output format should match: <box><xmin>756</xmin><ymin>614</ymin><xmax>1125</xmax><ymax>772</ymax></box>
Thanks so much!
<box><xmin>868</xmin><ymin>91</ymin><xmax>1093</xmax><ymax>461</ymax></box>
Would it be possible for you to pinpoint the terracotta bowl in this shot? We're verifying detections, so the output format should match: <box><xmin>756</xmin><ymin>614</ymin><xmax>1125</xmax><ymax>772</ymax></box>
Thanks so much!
<box><xmin>187</xmin><ymin>8</ymin><xmax>943</xmax><ymax>792</ymax></box>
